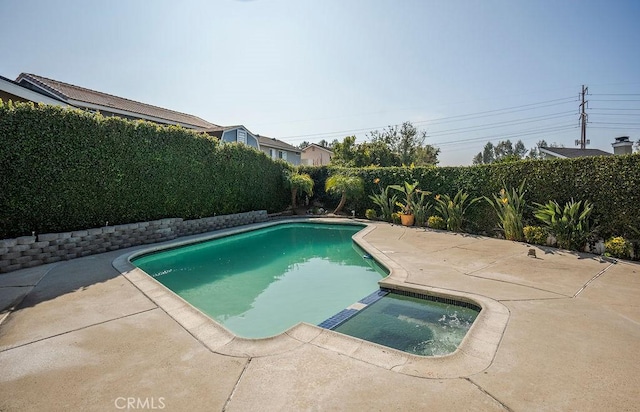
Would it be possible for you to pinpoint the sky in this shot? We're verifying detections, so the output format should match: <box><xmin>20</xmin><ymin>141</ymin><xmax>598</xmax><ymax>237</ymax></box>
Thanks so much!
<box><xmin>1</xmin><ymin>0</ymin><xmax>639</xmax><ymax>166</ymax></box>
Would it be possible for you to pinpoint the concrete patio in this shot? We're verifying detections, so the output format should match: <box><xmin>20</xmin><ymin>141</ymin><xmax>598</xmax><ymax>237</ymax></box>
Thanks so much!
<box><xmin>1</xmin><ymin>221</ymin><xmax>638</xmax><ymax>411</ymax></box>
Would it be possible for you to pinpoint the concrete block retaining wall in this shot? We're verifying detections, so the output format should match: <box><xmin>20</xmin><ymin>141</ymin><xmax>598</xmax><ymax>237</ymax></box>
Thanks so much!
<box><xmin>0</xmin><ymin>211</ymin><xmax>268</xmax><ymax>274</ymax></box>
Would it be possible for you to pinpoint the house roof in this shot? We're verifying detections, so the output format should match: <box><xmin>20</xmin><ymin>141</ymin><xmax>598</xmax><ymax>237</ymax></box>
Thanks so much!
<box><xmin>257</xmin><ymin>135</ymin><xmax>299</xmax><ymax>152</ymax></box>
<box><xmin>301</xmin><ymin>143</ymin><xmax>333</xmax><ymax>154</ymax></box>
<box><xmin>539</xmin><ymin>147</ymin><xmax>612</xmax><ymax>159</ymax></box>
<box><xmin>16</xmin><ymin>73</ymin><xmax>217</xmax><ymax>130</ymax></box>
<box><xmin>0</xmin><ymin>75</ymin><xmax>69</xmax><ymax>107</ymax></box>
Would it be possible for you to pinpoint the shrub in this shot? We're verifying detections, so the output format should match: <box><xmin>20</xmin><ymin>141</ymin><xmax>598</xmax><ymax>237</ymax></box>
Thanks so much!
<box><xmin>427</xmin><ymin>215</ymin><xmax>446</xmax><ymax>230</ymax></box>
<box><xmin>365</xmin><ymin>209</ymin><xmax>377</xmax><ymax>220</ymax></box>
<box><xmin>391</xmin><ymin>212</ymin><xmax>401</xmax><ymax>224</ymax></box>
<box><xmin>434</xmin><ymin>190</ymin><xmax>481</xmax><ymax>232</ymax></box>
<box><xmin>368</xmin><ymin>178</ymin><xmax>397</xmax><ymax>222</ymax></box>
<box><xmin>299</xmin><ymin>157</ymin><xmax>640</xmax><ymax>242</ymax></box>
<box><xmin>523</xmin><ymin>226</ymin><xmax>548</xmax><ymax>245</ymax></box>
<box><xmin>413</xmin><ymin>191</ymin><xmax>432</xmax><ymax>227</ymax></box>
<box><xmin>485</xmin><ymin>180</ymin><xmax>526</xmax><ymax>241</ymax></box>
<box><xmin>605</xmin><ymin>236</ymin><xmax>632</xmax><ymax>259</ymax></box>
<box><xmin>534</xmin><ymin>199</ymin><xmax>593</xmax><ymax>251</ymax></box>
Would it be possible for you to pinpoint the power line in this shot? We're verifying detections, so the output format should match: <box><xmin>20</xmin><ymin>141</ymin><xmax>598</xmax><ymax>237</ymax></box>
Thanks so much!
<box><xmin>589</xmin><ymin>108</ymin><xmax>640</xmax><ymax>111</ymax></box>
<box><xmin>413</xmin><ymin>97</ymin><xmax>576</xmax><ymax>126</ymax></box>
<box><xmin>591</xmin><ymin>126</ymin><xmax>640</xmax><ymax>130</ymax></box>
<box><xmin>433</xmin><ymin>123</ymin><xmax>578</xmax><ymax>147</ymax></box>
<box><xmin>590</xmin><ymin>93</ymin><xmax>640</xmax><ymax>96</ymax></box>
<box><xmin>588</xmin><ymin>112</ymin><xmax>640</xmax><ymax>116</ymax></box>
<box><xmin>590</xmin><ymin>121</ymin><xmax>640</xmax><ymax>126</ymax></box>
<box><xmin>427</xmin><ymin>112</ymin><xmax>576</xmax><ymax>138</ymax></box>
<box><xmin>589</xmin><ymin>99</ymin><xmax>640</xmax><ymax>102</ymax></box>
<box><xmin>278</xmin><ymin>96</ymin><xmax>577</xmax><ymax>141</ymax></box>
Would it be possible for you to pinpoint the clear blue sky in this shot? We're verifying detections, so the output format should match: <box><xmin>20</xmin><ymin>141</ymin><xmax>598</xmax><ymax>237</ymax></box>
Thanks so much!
<box><xmin>2</xmin><ymin>0</ymin><xmax>639</xmax><ymax>165</ymax></box>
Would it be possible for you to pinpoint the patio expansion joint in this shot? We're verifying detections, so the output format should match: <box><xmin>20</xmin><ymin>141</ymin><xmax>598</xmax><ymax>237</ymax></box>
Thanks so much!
<box><xmin>572</xmin><ymin>261</ymin><xmax>616</xmax><ymax>297</ymax></box>
<box><xmin>462</xmin><ymin>272</ymin><xmax>572</xmax><ymax>298</ymax></box>
<box><xmin>222</xmin><ymin>357</ymin><xmax>252</xmax><ymax>412</ymax></box>
<box><xmin>0</xmin><ymin>306</ymin><xmax>158</xmax><ymax>354</ymax></box>
<box><xmin>464</xmin><ymin>377</ymin><xmax>514</xmax><ymax>412</ymax></box>
<box><xmin>0</xmin><ymin>262</ymin><xmax>63</xmax><ymax>328</ymax></box>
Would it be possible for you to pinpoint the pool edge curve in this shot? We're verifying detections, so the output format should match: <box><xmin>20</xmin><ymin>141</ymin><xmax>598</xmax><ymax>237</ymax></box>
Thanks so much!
<box><xmin>112</xmin><ymin>218</ymin><xmax>509</xmax><ymax>378</ymax></box>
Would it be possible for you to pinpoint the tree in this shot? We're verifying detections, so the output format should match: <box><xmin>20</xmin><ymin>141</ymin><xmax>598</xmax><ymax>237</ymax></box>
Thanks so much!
<box><xmin>331</xmin><ymin>135</ymin><xmax>358</xmax><ymax>166</ymax></box>
<box><xmin>325</xmin><ymin>174</ymin><xmax>364</xmax><ymax>214</ymax></box>
<box><xmin>413</xmin><ymin>144</ymin><xmax>440</xmax><ymax>166</ymax></box>
<box><xmin>472</xmin><ymin>139</ymin><xmax>527</xmax><ymax>164</ymax></box>
<box><xmin>527</xmin><ymin>140</ymin><xmax>563</xmax><ymax>159</ymax></box>
<box><xmin>473</xmin><ymin>142</ymin><xmax>495</xmax><ymax>165</ymax></box>
<box><xmin>330</xmin><ymin>121</ymin><xmax>439</xmax><ymax>167</ymax></box>
<box><xmin>356</xmin><ymin>141</ymin><xmax>400</xmax><ymax>167</ymax></box>
<box><xmin>297</xmin><ymin>141</ymin><xmax>310</xmax><ymax>149</ymax></box>
<box><xmin>369</xmin><ymin>121</ymin><xmax>431</xmax><ymax>165</ymax></box>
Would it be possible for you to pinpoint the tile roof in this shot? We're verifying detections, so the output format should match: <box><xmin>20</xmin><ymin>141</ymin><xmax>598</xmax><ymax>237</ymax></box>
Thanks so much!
<box><xmin>257</xmin><ymin>135</ymin><xmax>299</xmax><ymax>152</ymax></box>
<box><xmin>16</xmin><ymin>73</ymin><xmax>217</xmax><ymax>130</ymax></box>
<box><xmin>540</xmin><ymin>147</ymin><xmax>612</xmax><ymax>158</ymax></box>
<box><xmin>301</xmin><ymin>143</ymin><xmax>333</xmax><ymax>153</ymax></box>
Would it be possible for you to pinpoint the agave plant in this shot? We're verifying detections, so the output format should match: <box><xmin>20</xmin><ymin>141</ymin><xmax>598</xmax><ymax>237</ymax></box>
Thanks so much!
<box><xmin>533</xmin><ymin>199</ymin><xmax>594</xmax><ymax>251</ymax></box>
<box><xmin>434</xmin><ymin>189</ymin><xmax>481</xmax><ymax>232</ymax></box>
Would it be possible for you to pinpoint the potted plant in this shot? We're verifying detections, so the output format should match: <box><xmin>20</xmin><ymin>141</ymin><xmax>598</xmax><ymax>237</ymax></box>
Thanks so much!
<box><xmin>389</xmin><ymin>181</ymin><xmax>420</xmax><ymax>226</ymax></box>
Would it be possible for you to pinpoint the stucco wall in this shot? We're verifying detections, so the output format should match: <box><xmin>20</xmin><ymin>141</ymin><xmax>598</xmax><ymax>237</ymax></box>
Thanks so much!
<box><xmin>301</xmin><ymin>146</ymin><xmax>332</xmax><ymax>165</ymax></box>
<box><xmin>0</xmin><ymin>211</ymin><xmax>268</xmax><ymax>274</ymax></box>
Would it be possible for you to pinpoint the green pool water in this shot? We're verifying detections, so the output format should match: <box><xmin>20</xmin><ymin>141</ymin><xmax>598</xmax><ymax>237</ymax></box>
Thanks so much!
<box><xmin>132</xmin><ymin>223</ymin><xmax>386</xmax><ymax>338</ymax></box>
<box><xmin>334</xmin><ymin>293</ymin><xmax>479</xmax><ymax>356</ymax></box>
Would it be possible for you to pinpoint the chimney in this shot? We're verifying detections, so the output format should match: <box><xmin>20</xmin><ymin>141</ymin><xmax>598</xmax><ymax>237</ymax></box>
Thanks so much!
<box><xmin>612</xmin><ymin>136</ymin><xmax>633</xmax><ymax>155</ymax></box>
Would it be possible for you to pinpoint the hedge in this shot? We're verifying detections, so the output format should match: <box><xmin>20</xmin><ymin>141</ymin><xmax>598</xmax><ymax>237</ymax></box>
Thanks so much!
<box><xmin>3</xmin><ymin>100</ymin><xmax>638</xmax><ymax>244</ymax></box>
<box><xmin>0</xmin><ymin>101</ymin><xmax>289</xmax><ymax>238</ymax></box>
<box><xmin>304</xmin><ymin>155</ymin><xmax>640</xmax><ymax>240</ymax></box>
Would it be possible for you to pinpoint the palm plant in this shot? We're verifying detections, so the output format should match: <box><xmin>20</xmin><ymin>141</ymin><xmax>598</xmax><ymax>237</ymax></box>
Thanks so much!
<box><xmin>285</xmin><ymin>171</ymin><xmax>314</xmax><ymax>209</ymax></box>
<box><xmin>533</xmin><ymin>199</ymin><xmax>593</xmax><ymax>250</ymax></box>
<box><xmin>325</xmin><ymin>174</ymin><xmax>364</xmax><ymax>214</ymax></box>
<box><xmin>434</xmin><ymin>190</ymin><xmax>481</xmax><ymax>232</ymax></box>
<box><xmin>484</xmin><ymin>180</ymin><xmax>526</xmax><ymax>241</ymax></box>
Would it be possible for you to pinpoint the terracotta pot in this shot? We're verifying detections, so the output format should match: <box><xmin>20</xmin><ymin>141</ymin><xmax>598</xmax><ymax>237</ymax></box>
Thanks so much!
<box><xmin>400</xmin><ymin>214</ymin><xmax>414</xmax><ymax>226</ymax></box>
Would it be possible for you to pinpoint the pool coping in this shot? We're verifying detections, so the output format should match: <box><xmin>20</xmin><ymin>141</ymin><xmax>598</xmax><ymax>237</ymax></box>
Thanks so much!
<box><xmin>112</xmin><ymin>218</ymin><xmax>509</xmax><ymax>379</ymax></box>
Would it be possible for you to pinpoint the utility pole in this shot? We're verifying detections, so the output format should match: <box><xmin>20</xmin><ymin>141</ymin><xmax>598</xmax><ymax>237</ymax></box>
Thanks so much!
<box><xmin>578</xmin><ymin>85</ymin><xmax>589</xmax><ymax>149</ymax></box>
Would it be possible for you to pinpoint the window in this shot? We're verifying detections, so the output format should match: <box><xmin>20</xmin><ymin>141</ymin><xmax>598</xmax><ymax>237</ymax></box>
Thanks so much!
<box><xmin>237</xmin><ymin>129</ymin><xmax>247</xmax><ymax>145</ymax></box>
<box><xmin>269</xmin><ymin>149</ymin><xmax>276</xmax><ymax>159</ymax></box>
<box><xmin>279</xmin><ymin>151</ymin><xmax>287</xmax><ymax>160</ymax></box>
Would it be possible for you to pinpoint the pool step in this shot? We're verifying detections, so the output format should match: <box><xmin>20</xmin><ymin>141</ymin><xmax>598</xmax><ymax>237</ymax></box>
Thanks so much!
<box><xmin>317</xmin><ymin>289</ymin><xmax>389</xmax><ymax>330</ymax></box>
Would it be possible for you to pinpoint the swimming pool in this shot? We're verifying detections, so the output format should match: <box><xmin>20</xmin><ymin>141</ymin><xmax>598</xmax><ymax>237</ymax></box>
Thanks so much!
<box><xmin>133</xmin><ymin>223</ymin><xmax>386</xmax><ymax>338</ymax></box>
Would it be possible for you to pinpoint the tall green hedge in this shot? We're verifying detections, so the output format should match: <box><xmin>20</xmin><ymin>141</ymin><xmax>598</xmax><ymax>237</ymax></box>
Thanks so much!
<box><xmin>305</xmin><ymin>156</ymin><xmax>640</xmax><ymax>239</ymax></box>
<box><xmin>0</xmin><ymin>101</ymin><xmax>289</xmax><ymax>238</ymax></box>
